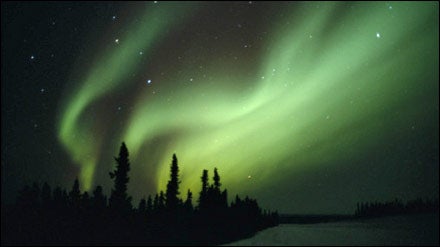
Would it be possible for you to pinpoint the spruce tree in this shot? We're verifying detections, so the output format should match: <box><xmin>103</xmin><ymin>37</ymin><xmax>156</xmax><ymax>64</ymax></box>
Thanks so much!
<box><xmin>138</xmin><ymin>198</ymin><xmax>146</xmax><ymax>213</ymax></box>
<box><xmin>92</xmin><ymin>185</ymin><xmax>107</xmax><ymax>209</ymax></box>
<box><xmin>69</xmin><ymin>178</ymin><xmax>81</xmax><ymax>208</ymax></box>
<box><xmin>184</xmin><ymin>189</ymin><xmax>193</xmax><ymax>212</ymax></box>
<box><xmin>213</xmin><ymin>168</ymin><xmax>221</xmax><ymax>189</ymax></box>
<box><xmin>109</xmin><ymin>142</ymin><xmax>132</xmax><ymax>212</ymax></box>
<box><xmin>166</xmin><ymin>154</ymin><xmax>180</xmax><ymax>210</ymax></box>
<box><xmin>153</xmin><ymin>193</ymin><xmax>159</xmax><ymax>211</ymax></box>
<box><xmin>198</xmin><ymin>169</ymin><xmax>209</xmax><ymax>210</ymax></box>
<box><xmin>158</xmin><ymin>191</ymin><xmax>165</xmax><ymax>211</ymax></box>
<box><xmin>146</xmin><ymin>195</ymin><xmax>153</xmax><ymax>213</ymax></box>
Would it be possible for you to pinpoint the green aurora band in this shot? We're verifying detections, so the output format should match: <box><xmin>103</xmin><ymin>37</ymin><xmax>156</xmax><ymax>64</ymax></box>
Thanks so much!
<box><xmin>58</xmin><ymin>2</ymin><xmax>438</xmax><ymax>212</ymax></box>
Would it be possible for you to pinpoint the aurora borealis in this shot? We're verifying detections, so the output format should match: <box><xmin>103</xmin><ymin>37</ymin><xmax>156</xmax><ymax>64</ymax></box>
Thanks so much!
<box><xmin>2</xmin><ymin>2</ymin><xmax>438</xmax><ymax>214</ymax></box>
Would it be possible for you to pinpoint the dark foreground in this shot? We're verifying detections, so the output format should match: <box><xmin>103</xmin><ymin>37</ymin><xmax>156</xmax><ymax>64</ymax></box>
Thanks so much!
<box><xmin>1</xmin><ymin>205</ymin><xmax>278</xmax><ymax>246</ymax></box>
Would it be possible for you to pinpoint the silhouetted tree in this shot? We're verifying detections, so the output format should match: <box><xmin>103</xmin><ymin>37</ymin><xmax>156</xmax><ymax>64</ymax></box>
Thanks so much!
<box><xmin>184</xmin><ymin>189</ymin><xmax>193</xmax><ymax>212</ymax></box>
<box><xmin>146</xmin><ymin>195</ymin><xmax>153</xmax><ymax>214</ymax></box>
<box><xmin>138</xmin><ymin>198</ymin><xmax>146</xmax><ymax>213</ymax></box>
<box><xmin>153</xmin><ymin>193</ymin><xmax>159</xmax><ymax>212</ymax></box>
<box><xmin>82</xmin><ymin>191</ymin><xmax>91</xmax><ymax>211</ymax></box>
<box><xmin>91</xmin><ymin>185</ymin><xmax>107</xmax><ymax>210</ymax></box>
<box><xmin>109</xmin><ymin>142</ymin><xmax>132</xmax><ymax>212</ymax></box>
<box><xmin>69</xmin><ymin>178</ymin><xmax>81</xmax><ymax>208</ymax></box>
<box><xmin>198</xmin><ymin>169</ymin><xmax>209</xmax><ymax>210</ymax></box>
<box><xmin>53</xmin><ymin>186</ymin><xmax>66</xmax><ymax>209</ymax></box>
<box><xmin>166</xmin><ymin>154</ymin><xmax>180</xmax><ymax>210</ymax></box>
<box><xmin>158</xmin><ymin>191</ymin><xmax>165</xmax><ymax>211</ymax></box>
<box><xmin>41</xmin><ymin>182</ymin><xmax>51</xmax><ymax>207</ymax></box>
<box><xmin>213</xmin><ymin>168</ymin><xmax>221</xmax><ymax>189</ymax></box>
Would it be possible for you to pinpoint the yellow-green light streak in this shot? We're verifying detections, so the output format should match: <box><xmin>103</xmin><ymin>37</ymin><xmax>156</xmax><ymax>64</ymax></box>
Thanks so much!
<box><xmin>58</xmin><ymin>3</ymin><xmax>194</xmax><ymax>190</ymax></box>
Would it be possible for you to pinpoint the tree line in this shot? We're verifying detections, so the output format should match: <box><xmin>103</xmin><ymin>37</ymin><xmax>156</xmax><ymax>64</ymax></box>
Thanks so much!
<box><xmin>2</xmin><ymin>142</ymin><xmax>279</xmax><ymax>245</ymax></box>
<box><xmin>355</xmin><ymin>198</ymin><xmax>439</xmax><ymax>218</ymax></box>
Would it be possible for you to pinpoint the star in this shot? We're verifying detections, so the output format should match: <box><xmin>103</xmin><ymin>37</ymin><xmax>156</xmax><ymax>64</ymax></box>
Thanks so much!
<box><xmin>154</xmin><ymin>1</ymin><xmax>158</xmax><ymax>3</ymax></box>
<box><xmin>112</xmin><ymin>15</ymin><xmax>116</xmax><ymax>20</ymax></box>
<box><xmin>189</xmin><ymin>78</ymin><xmax>193</xmax><ymax>82</ymax></box>
<box><xmin>40</xmin><ymin>88</ymin><xmax>45</xmax><ymax>93</ymax></box>
<box><xmin>248</xmin><ymin>175</ymin><xmax>252</xmax><ymax>179</ymax></box>
<box><xmin>147</xmin><ymin>79</ymin><xmax>152</xmax><ymax>84</ymax></box>
<box><xmin>115</xmin><ymin>38</ymin><xmax>119</xmax><ymax>44</ymax></box>
<box><xmin>376</xmin><ymin>32</ymin><xmax>381</xmax><ymax>38</ymax></box>
<box><xmin>117</xmin><ymin>106</ymin><xmax>122</xmax><ymax>111</ymax></box>
<box><xmin>139</xmin><ymin>51</ymin><xmax>143</xmax><ymax>55</ymax></box>
<box><xmin>30</xmin><ymin>55</ymin><xmax>35</xmax><ymax>60</ymax></box>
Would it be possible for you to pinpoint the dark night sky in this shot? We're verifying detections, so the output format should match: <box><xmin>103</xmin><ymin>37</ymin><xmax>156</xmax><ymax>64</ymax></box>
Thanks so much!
<box><xmin>1</xmin><ymin>2</ymin><xmax>438</xmax><ymax>214</ymax></box>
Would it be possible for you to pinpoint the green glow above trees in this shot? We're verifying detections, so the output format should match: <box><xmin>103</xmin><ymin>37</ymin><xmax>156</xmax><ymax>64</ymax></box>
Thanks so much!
<box><xmin>56</xmin><ymin>2</ymin><xmax>438</xmax><ymax>213</ymax></box>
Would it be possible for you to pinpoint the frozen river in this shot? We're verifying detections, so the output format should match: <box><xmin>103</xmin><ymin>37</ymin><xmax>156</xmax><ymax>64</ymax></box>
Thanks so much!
<box><xmin>226</xmin><ymin>213</ymin><xmax>438</xmax><ymax>246</ymax></box>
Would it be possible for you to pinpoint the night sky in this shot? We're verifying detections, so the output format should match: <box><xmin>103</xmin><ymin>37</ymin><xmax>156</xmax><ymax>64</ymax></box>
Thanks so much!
<box><xmin>2</xmin><ymin>2</ymin><xmax>438</xmax><ymax>214</ymax></box>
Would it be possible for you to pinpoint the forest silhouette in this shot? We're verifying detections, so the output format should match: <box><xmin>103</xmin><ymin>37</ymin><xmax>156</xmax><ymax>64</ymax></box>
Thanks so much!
<box><xmin>2</xmin><ymin>142</ymin><xmax>279</xmax><ymax>245</ymax></box>
<box><xmin>355</xmin><ymin>198</ymin><xmax>439</xmax><ymax>218</ymax></box>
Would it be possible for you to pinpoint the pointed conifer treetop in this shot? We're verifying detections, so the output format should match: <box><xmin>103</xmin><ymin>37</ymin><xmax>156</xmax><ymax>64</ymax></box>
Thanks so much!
<box><xmin>109</xmin><ymin>142</ymin><xmax>132</xmax><ymax>211</ymax></box>
<box><xmin>166</xmin><ymin>153</ymin><xmax>181</xmax><ymax>210</ymax></box>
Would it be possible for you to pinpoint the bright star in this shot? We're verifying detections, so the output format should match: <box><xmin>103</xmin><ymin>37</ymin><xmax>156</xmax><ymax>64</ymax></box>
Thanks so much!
<box><xmin>147</xmin><ymin>79</ymin><xmax>152</xmax><ymax>84</ymax></box>
<box><xmin>115</xmin><ymin>38</ymin><xmax>119</xmax><ymax>44</ymax></box>
<box><xmin>112</xmin><ymin>15</ymin><xmax>116</xmax><ymax>20</ymax></box>
<box><xmin>30</xmin><ymin>55</ymin><xmax>35</xmax><ymax>60</ymax></box>
<box><xmin>376</xmin><ymin>32</ymin><xmax>381</xmax><ymax>38</ymax></box>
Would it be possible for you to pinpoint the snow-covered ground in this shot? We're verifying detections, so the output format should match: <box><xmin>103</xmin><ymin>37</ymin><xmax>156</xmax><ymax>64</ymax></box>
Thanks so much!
<box><xmin>226</xmin><ymin>213</ymin><xmax>439</xmax><ymax>246</ymax></box>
